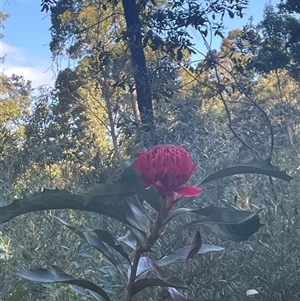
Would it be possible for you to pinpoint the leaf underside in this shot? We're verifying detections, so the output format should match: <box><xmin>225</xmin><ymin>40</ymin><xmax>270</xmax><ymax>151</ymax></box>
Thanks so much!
<box><xmin>18</xmin><ymin>266</ymin><xmax>111</xmax><ymax>301</ymax></box>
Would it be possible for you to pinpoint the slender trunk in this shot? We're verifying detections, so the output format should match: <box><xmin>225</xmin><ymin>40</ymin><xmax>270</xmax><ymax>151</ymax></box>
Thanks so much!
<box><xmin>101</xmin><ymin>79</ymin><xmax>120</xmax><ymax>160</ymax></box>
<box><xmin>131</xmin><ymin>91</ymin><xmax>140</xmax><ymax>122</ymax></box>
<box><xmin>275</xmin><ymin>69</ymin><xmax>284</xmax><ymax>103</ymax></box>
<box><xmin>121</xmin><ymin>0</ymin><xmax>156</xmax><ymax>146</ymax></box>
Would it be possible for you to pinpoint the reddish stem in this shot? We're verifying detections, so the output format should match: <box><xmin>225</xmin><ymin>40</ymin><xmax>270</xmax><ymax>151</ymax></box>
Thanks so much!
<box><xmin>125</xmin><ymin>208</ymin><xmax>169</xmax><ymax>300</ymax></box>
<box><xmin>125</xmin><ymin>244</ymin><xmax>142</xmax><ymax>301</ymax></box>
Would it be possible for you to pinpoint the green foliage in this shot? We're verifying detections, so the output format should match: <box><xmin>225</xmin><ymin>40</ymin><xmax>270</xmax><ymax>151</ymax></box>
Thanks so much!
<box><xmin>1</xmin><ymin>0</ymin><xmax>300</xmax><ymax>300</ymax></box>
<box><xmin>237</xmin><ymin>4</ymin><xmax>300</xmax><ymax>81</ymax></box>
<box><xmin>0</xmin><ymin>158</ymin><xmax>291</xmax><ymax>300</ymax></box>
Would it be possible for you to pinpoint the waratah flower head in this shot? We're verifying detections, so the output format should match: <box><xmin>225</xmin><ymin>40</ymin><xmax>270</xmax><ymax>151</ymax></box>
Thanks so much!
<box><xmin>134</xmin><ymin>144</ymin><xmax>202</xmax><ymax>209</ymax></box>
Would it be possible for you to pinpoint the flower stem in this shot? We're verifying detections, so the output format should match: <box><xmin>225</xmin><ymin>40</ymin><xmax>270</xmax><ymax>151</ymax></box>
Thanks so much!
<box><xmin>125</xmin><ymin>208</ymin><xmax>169</xmax><ymax>300</ymax></box>
<box><xmin>125</xmin><ymin>244</ymin><xmax>142</xmax><ymax>301</ymax></box>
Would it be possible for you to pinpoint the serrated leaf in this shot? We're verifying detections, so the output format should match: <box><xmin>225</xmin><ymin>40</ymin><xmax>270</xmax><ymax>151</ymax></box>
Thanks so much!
<box><xmin>18</xmin><ymin>266</ymin><xmax>111</xmax><ymax>301</ymax></box>
<box><xmin>176</xmin><ymin>206</ymin><xmax>263</xmax><ymax>241</ymax></box>
<box><xmin>132</xmin><ymin>277</ymin><xmax>186</xmax><ymax>296</ymax></box>
<box><xmin>191</xmin><ymin>206</ymin><xmax>261</xmax><ymax>224</ymax></box>
<box><xmin>200</xmin><ymin>158</ymin><xmax>292</xmax><ymax>185</ymax></box>
<box><xmin>0</xmin><ymin>186</ymin><xmax>135</xmax><ymax>225</ymax></box>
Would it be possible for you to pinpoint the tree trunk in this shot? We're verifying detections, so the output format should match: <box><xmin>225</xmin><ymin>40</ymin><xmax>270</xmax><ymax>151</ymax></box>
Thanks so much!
<box><xmin>100</xmin><ymin>78</ymin><xmax>121</xmax><ymax>160</ymax></box>
<box><xmin>121</xmin><ymin>0</ymin><xmax>156</xmax><ymax>147</ymax></box>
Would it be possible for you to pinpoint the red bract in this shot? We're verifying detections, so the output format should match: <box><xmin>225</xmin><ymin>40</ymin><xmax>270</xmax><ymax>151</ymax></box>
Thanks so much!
<box><xmin>134</xmin><ymin>144</ymin><xmax>202</xmax><ymax>209</ymax></box>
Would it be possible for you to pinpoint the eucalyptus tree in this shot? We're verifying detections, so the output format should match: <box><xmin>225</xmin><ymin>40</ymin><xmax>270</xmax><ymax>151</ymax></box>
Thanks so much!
<box><xmin>41</xmin><ymin>0</ymin><xmax>250</xmax><ymax>147</ymax></box>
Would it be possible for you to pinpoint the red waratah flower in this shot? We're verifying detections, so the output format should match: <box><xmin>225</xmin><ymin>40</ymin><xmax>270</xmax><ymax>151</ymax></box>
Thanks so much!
<box><xmin>134</xmin><ymin>144</ymin><xmax>202</xmax><ymax>209</ymax></box>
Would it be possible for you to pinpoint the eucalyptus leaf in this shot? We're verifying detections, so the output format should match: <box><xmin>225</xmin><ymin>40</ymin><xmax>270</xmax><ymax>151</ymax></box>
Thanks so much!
<box><xmin>18</xmin><ymin>266</ymin><xmax>111</xmax><ymax>301</ymax></box>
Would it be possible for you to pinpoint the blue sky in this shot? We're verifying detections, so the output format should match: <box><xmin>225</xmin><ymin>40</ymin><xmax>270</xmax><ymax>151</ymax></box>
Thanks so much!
<box><xmin>1</xmin><ymin>0</ymin><xmax>279</xmax><ymax>88</ymax></box>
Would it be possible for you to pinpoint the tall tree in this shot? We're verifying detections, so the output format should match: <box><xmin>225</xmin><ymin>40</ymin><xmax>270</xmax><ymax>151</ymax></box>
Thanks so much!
<box><xmin>240</xmin><ymin>4</ymin><xmax>300</xmax><ymax>81</ymax></box>
<box><xmin>42</xmin><ymin>0</ymin><xmax>249</xmax><ymax>146</ymax></box>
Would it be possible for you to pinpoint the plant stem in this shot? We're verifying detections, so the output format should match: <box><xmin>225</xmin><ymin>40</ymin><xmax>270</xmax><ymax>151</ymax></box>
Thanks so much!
<box><xmin>125</xmin><ymin>244</ymin><xmax>142</xmax><ymax>301</ymax></box>
<box><xmin>125</xmin><ymin>208</ymin><xmax>168</xmax><ymax>300</ymax></box>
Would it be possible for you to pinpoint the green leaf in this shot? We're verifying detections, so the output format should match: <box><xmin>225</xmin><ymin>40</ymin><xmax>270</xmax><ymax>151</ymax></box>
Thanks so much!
<box><xmin>92</xmin><ymin>229</ymin><xmax>131</xmax><ymax>264</ymax></box>
<box><xmin>132</xmin><ymin>277</ymin><xmax>186</xmax><ymax>296</ymax></box>
<box><xmin>191</xmin><ymin>206</ymin><xmax>262</xmax><ymax>224</ymax></box>
<box><xmin>128</xmin><ymin>226</ymin><xmax>147</xmax><ymax>247</ymax></box>
<box><xmin>147</xmin><ymin>257</ymin><xmax>187</xmax><ymax>301</ymax></box>
<box><xmin>228</xmin><ymin>10</ymin><xmax>234</xmax><ymax>18</ymax></box>
<box><xmin>135</xmin><ymin>244</ymin><xmax>223</xmax><ymax>277</ymax></box>
<box><xmin>156</xmin><ymin>244</ymin><xmax>224</xmax><ymax>267</ymax></box>
<box><xmin>8</xmin><ymin>290</ymin><xmax>29</xmax><ymax>301</ymax></box>
<box><xmin>117</xmin><ymin>230</ymin><xmax>137</xmax><ymax>249</ymax></box>
<box><xmin>0</xmin><ymin>184</ymin><xmax>135</xmax><ymax>225</ymax></box>
<box><xmin>176</xmin><ymin>48</ymin><xmax>183</xmax><ymax>61</ymax></box>
<box><xmin>123</xmin><ymin>196</ymin><xmax>149</xmax><ymax>232</ymax></box>
<box><xmin>163</xmin><ymin>208</ymin><xmax>194</xmax><ymax>226</ymax></box>
<box><xmin>84</xmin><ymin>182</ymin><xmax>134</xmax><ymax>205</ymax></box>
<box><xmin>186</xmin><ymin>299</ymin><xmax>225</xmax><ymax>301</ymax></box>
<box><xmin>168</xmin><ymin>287</ymin><xmax>186</xmax><ymax>301</ymax></box>
<box><xmin>121</xmin><ymin>163</ymin><xmax>161</xmax><ymax>211</ymax></box>
<box><xmin>200</xmin><ymin>158</ymin><xmax>293</xmax><ymax>185</ymax></box>
<box><xmin>186</xmin><ymin>230</ymin><xmax>202</xmax><ymax>260</ymax></box>
<box><xmin>147</xmin><ymin>256</ymin><xmax>167</xmax><ymax>278</ymax></box>
<box><xmin>18</xmin><ymin>266</ymin><xmax>111</xmax><ymax>301</ymax></box>
<box><xmin>54</xmin><ymin>217</ymin><xmax>124</xmax><ymax>275</ymax></box>
<box><xmin>175</xmin><ymin>206</ymin><xmax>263</xmax><ymax>241</ymax></box>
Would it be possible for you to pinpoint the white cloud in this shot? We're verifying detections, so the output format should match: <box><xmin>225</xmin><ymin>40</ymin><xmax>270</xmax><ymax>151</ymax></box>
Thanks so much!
<box><xmin>1</xmin><ymin>42</ymin><xmax>55</xmax><ymax>88</ymax></box>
